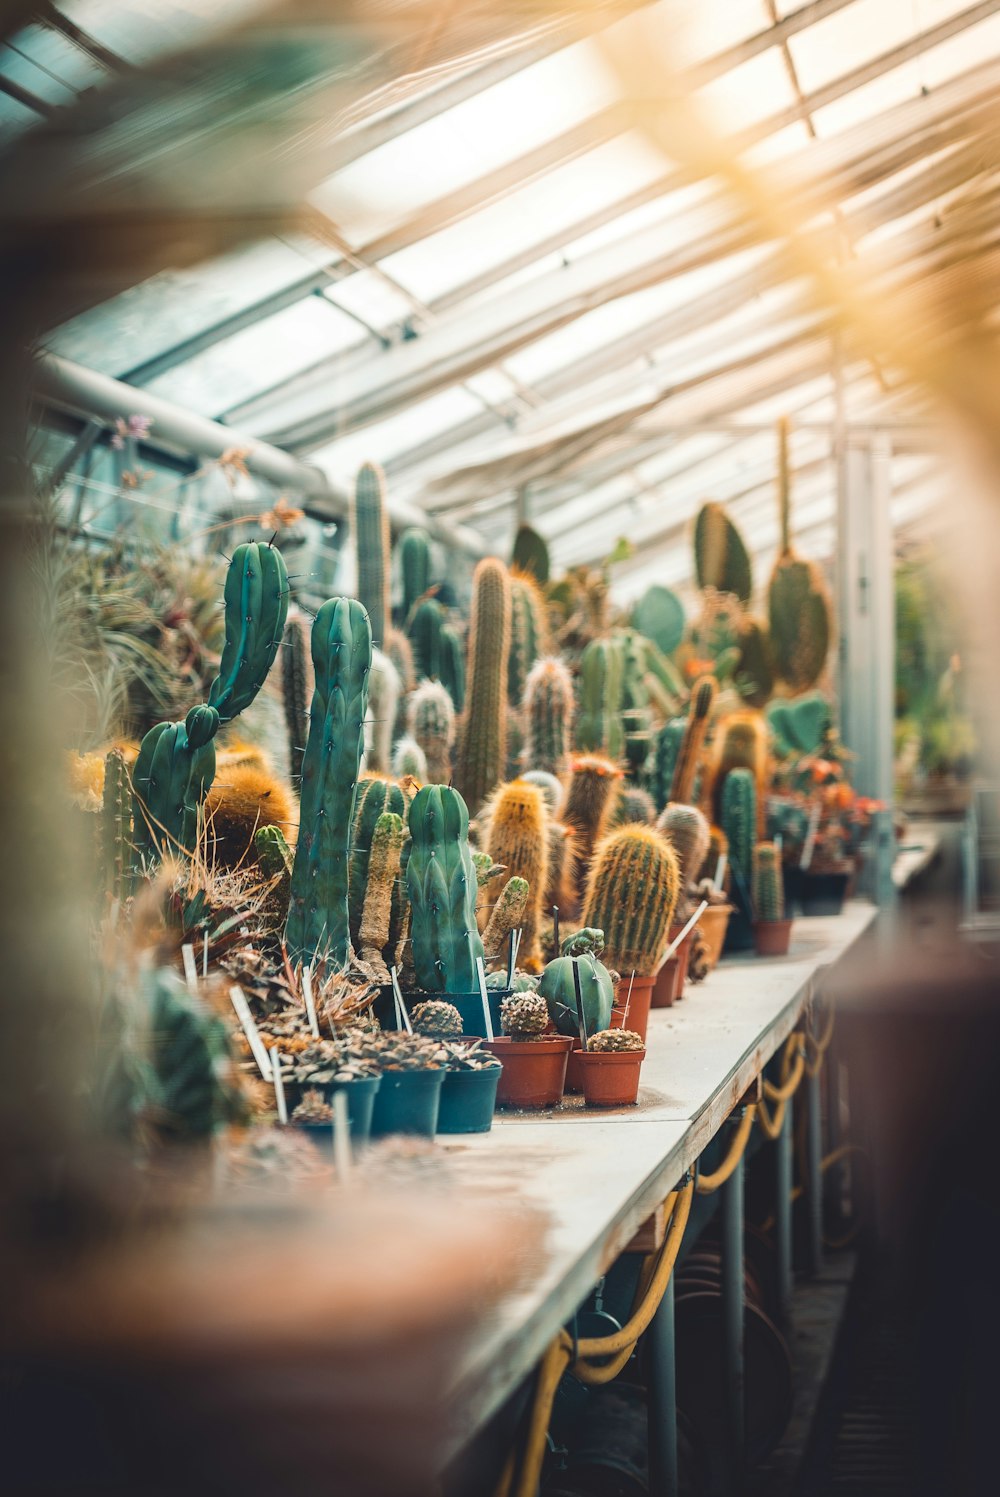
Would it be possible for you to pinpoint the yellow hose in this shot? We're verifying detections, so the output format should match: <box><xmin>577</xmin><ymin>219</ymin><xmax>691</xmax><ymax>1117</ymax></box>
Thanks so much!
<box><xmin>695</xmin><ymin>1105</ymin><xmax>756</xmax><ymax>1193</ymax></box>
<box><xmin>757</xmin><ymin>1034</ymin><xmax>806</xmax><ymax>1139</ymax></box>
<box><xmin>804</xmin><ymin>998</ymin><xmax>835</xmax><ymax>1077</ymax></box>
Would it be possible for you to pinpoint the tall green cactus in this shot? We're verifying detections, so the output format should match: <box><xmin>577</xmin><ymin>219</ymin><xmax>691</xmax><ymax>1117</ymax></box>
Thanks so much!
<box><xmin>752</xmin><ymin>841</ymin><xmax>785</xmax><ymax>922</ymax></box>
<box><xmin>581</xmin><ymin>825</ymin><xmax>680</xmax><ymax>976</ymax></box>
<box><xmin>651</xmin><ymin>718</ymin><xmax>686</xmax><ymax>812</ymax></box>
<box><xmin>721</xmin><ymin>767</ymin><xmax>757</xmax><ymax>907</ymax></box>
<box><xmin>101</xmin><ymin>748</ymin><xmax>131</xmax><ymax>902</ymax></box>
<box><xmin>456</xmin><ymin>558</ymin><xmax>511</xmax><ymax>814</ymax></box>
<box><xmin>508</xmin><ymin>572</ymin><xmax>546</xmax><ymax>707</ymax></box>
<box><xmin>670</xmin><ymin>674</ymin><xmax>717</xmax><ymax>805</ymax></box>
<box><xmin>353</xmin><ymin>461</ymin><xmax>391</xmax><ymax>648</ymax></box>
<box><xmin>208</xmin><ymin>541</ymin><xmax>289</xmax><ymax>722</ymax></box>
<box><xmin>512</xmin><ymin>522</ymin><xmax>550</xmax><ymax>584</ymax></box>
<box><xmin>407</xmin><ymin>596</ymin><xmax>446</xmax><ymax>678</ymax></box>
<box><xmin>400</xmin><ymin>527</ymin><xmax>432</xmax><ymax>619</ymax></box>
<box><xmin>348</xmin><ymin>775</ymin><xmax>418</xmax><ymax>948</ymax></box>
<box><xmin>132</xmin><ymin>704</ymin><xmax>219</xmax><ymax>863</ymax></box>
<box><xmin>405</xmin><ymin>784</ymin><xmax>484</xmax><ymax>993</ymax></box>
<box><xmin>767</xmin><ymin>419</ymin><xmax>832</xmax><ymax>693</ymax></box>
<box><xmin>576</xmin><ymin>636</ymin><xmax>624</xmax><ymax>759</ymax></box>
<box><xmin>285</xmin><ymin>598</ymin><xmax>372</xmax><ymax>967</ymax></box>
<box><xmin>440</xmin><ymin>622</ymin><xmax>466</xmax><ymax>711</ymax></box>
<box><xmin>693</xmin><ymin>501</ymin><xmax>753</xmax><ymax>603</ymax></box>
<box><xmin>281</xmin><ymin>611</ymin><xmax>309</xmax><ymax>791</ymax></box>
<box><xmin>523</xmin><ymin>656</ymin><xmax>574</xmax><ymax>776</ymax></box>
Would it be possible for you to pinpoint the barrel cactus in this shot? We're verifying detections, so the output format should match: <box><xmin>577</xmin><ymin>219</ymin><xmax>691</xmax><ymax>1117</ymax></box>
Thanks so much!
<box><xmin>405</xmin><ymin>784</ymin><xmax>485</xmax><ymax>993</ymax></box>
<box><xmin>581</xmin><ymin>826</ymin><xmax>681</xmax><ymax>977</ymax></box>
<box><xmin>456</xmin><ymin>558</ymin><xmax>511</xmax><ymax>815</ymax></box>
<box><xmin>412</xmin><ymin>999</ymin><xmax>463</xmax><ymax>1038</ymax></box>
<box><xmin>589</xmin><ymin>1028</ymin><xmax>644</xmax><ymax>1053</ymax></box>
<box><xmin>500</xmin><ymin>991</ymin><xmax>549</xmax><ymax>1040</ymax></box>
<box><xmin>285</xmin><ymin>597</ymin><xmax>372</xmax><ymax>968</ymax></box>
<box><xmin>538</xmin><ymin>952</ymin><xmax>614</xmax><ymax>1037</ymax></box>
<box><xmin>353</xmin><ymin>461</ymin><xmax>391</xmax><ymax>648</ymax></box>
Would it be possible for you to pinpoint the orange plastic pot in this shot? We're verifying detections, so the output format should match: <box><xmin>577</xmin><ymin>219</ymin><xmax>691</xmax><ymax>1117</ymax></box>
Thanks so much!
<box><xmin>579</xmin><ymin>1048</ymin><xmax>646</xmax><ymax>1108</ymax></box>
<box><xmin>565</xmin><ymin>1040</ymin><xmax>585</xmax><ymax>1095</ymax></box>
<box><xmin>482</xmin><ymin>1036</ymin><xmax>571</xmax><ymax>1108</ymax></box>
<box><xmin>753</xmin><ymin>918</ymin><xmax>793</xmax><ymax>956</ymax></box>
<box><xmin>652</xmin><ymin>926</ymin><xmax>693</xmax><ymax>1008</ymax></box>
<box><xmin>698</xmin><ymin>905</ymin><xmax>732</xmax><ymax>969</ymax></box>
<box><xmin>614</xmin><ymin>974</ymin><xmax>654</xmax><ymax>1041</ymax></box>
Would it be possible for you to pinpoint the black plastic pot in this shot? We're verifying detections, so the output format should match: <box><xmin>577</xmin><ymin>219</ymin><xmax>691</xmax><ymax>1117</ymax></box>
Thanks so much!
<box><xmin>374</xmin><ymin>986</ymin><xmax>508</xmax><ymax>1036</ymax></box>
<box><xmin>328</xmin><ymin>1074</ymin><xmax>380</xmax><ymax>1146</ymax></box>
<box><xmin>722</xmin><ymin>904</ymin><xmax>755</xmax><ymax>954</ymax></box>
<box><xmin>795</xmin><ymin>869</ymin><xmax>850</xmax><ymax>916</ymax></box>
<box><xmin>370</xmin><ymin>1067</ymin><xmax>446</xmax><ymax>1138</ymax></box>
<box><xmin>437</xmin><ymin>1065</ymin><xmax>501</xmax><ymax>1133</ymax></box>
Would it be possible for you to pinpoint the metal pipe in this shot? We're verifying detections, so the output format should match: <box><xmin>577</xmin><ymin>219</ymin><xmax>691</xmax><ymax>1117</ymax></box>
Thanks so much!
<box><xmin>721</xmin><ymin>1137</ymin><xmax>745</xmax><ymax>1479</ymax></box>
<box><xmin>32</xmin><ymin>353</ymin><xmax>485</xmax><ymax>555</ymax></box>
<box><xmin>806</xmin><ymin>1069</ymin><xmax>824</xmax><ymax>1277</ymax></box>
<box><xmin>647</xmin><ymin>1274</ymin><xmax>678</xmax><ymax>1497</ymax></box>
<box><xmin>776</xmin><ymin>1091</ymin><xmax>794</xmax><ymax>1327</ymax></box>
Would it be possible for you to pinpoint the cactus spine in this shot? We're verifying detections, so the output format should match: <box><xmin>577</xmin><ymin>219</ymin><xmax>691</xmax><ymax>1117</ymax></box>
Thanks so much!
<box><xmin>456</xmin><ymin>558</ymin><xmax>511</xmax><ymax>815</ymax></box>
<box><xmin>399</xmin><ymin>527</ymin><xmax>431</xmax><ymax>619</ymax></box>
<box><xmin>285</xmin><ymin>598</ymin><xmax>372</xmax><ymax>968</ymax></box>
<box><xmin>657</xmin><ymin>802</ymin><xmax>711</xmax><ymax>891</ymax></box>
<box><xmin>523</xmin><ymin>657</ymin><xmax>574</xmax><ymax>776</ymax></box>
<box><xmin>752</xmin><ymin>841</ymin><xmax>785</xmax><ymax>922</ymax></box>
<box><xmin>564</xmin><ymin>754</ymin><xmax>622</xmax><ymax>874</ymax></box>
<box><xmin>767</xmin><ymin>418</ymin><xmax>832</xmax><ymax>692</ymax></box>
<box><xmin>670</xmin><ymin>674</ymin><xmax>717</xmax><ymax>805</ymax></box>
<box><xmin>508</xmin><ymin>571</ymin><xmax>547</xmax><ymax>707</ymax></box>
<box><xmin>101</xmin><ymin>748</ymin><xmax>131</xmax><ymax>901</ymax></box>
<box><xmin>407</xmin><ymin>679</ymin><xmax>455</xmax><ymax>784</ymax></box>
<box><xmin>651</xmin><ymin>718</ymin><xmax>686</xmax><ymax>812</ymax></box>
<box><xmin>353</xmin><ymin>461</ymin><xmax>391</xmax><ymax>647</ymax></box>
<box><xmin>359</xmin><ymin>811</ymin><xmax>405</xmax><ymax>978</ymax></box>
<box><xmin>482</xmin><ymin>779</ymin><xmax>550</xmax><ymax>971</ymax></box>
<box><xmin>405</xmin><ymin>785</ymin><xmax>485</xmax><ymax>993</ymax></box>
<box><xmin>720</xmin><ymin>768</ymin><xmax>756</xmax><ymax>909</ymax></box>
<box><xmin>281</xmin><ymin>611</ymin><xmax>310</xmax><ymax>791</ymax></box>
<box><xmin>576</xmin><ymin>636</ymin><xmax>624</xmax><ymax>759</ymax></box>
<box><xmin>581</xmin><ymin>826</ymin><xmax>680</xmax><ymax>976</ymax></box>
<box><xmin>483</xmin><ymin>875</ymin><xmax>529</xmax><ymax>958</ymax></box>
<box><xmin>693</xmin><ymin>501</ymin><xmax>753</xmax><ymax>603</ymax></box>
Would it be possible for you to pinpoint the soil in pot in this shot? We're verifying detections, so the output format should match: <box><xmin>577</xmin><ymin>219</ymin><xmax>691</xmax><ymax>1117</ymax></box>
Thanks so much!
<box><xmin>613</xmin><ymin>975</ymin><xmax>654</xmax><ymax>1041</ymax></box>
<box><xmin>437</xmin><ymin>1065</ymin><xmax>501</xmax><ymax>1133</ymax></box>
<box><xmin>483</xmin><ymin>1036</ymin><xmax>571</xmax><ymax>1108</ymax></box>
<box><xmin>753</xmin><ymin>919</ymin><xmax>793</xmax><ymax>957</ymax></box>
<box><xmin>369</xmin><ymin>1068</ymin><xmax>446</xmax><ymax>1138</ymax></box>
<box><xmin>699</xmin><ymin>905</ymin><xmax>732</xmax><ymax>969</ymax></box>
<box><xmin>580</xmin><ymin>1048</ymin><xmax>646</xmax><ymax>1108</ymax></box>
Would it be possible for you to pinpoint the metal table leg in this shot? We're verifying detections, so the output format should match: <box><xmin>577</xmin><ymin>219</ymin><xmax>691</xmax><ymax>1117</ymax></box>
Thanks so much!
<box><xmin>806</xmin><ymin>1065</ymin><xmax>824</xmax><ymax>1277</ymax></box>
<box><xmin>776</xmin><ymin>1090</ymin><xmax>794</xmax><ymax>1327</ymax></box>
<box><xmin>721</xmin><ymin>1148</ymin><xmax>745</xmax><ymax>1482</ymax></box>
<box><xmin>647</xmin><ymin>1274</ymin><xmax>678</xmax><ymax>1497</ymax></box>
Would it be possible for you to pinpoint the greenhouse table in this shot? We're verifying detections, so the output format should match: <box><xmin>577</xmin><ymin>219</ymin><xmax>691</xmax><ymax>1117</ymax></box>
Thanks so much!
<box><xmin>442</xmin><ymin>901</ymin><xmax>878</xmax><ymax>1455</ymax></box>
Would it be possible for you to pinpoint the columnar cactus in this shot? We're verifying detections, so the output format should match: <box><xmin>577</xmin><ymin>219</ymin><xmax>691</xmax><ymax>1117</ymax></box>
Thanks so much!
<box><xmin>752</xmin><ymin>841</ymin><xmax>785</xmax><ymax>923</ymax></box>
<box><xmin>440</xmin><ymin>622</ymin><xmax>466</xmax><ymax>712</ymax></box>
<box><xmin>720</xmin><ymin>768</ymin><xmax>756</xmax><ymax>906</ymax></box>
<box><xmin>564</xmin><ymin>754</ymin><xmax>622</xmax><ymax>873</ymax></box>
<box><xmin>456</xmin><ymin>558</ymin><xmax>511</xmax><ymax>815</ymax></box>
<box><xmin>657</xmin><ymin>802</ymin><xmax>711</xmax><ymax>891</ymax></box>
<box><xmin>508</xmin><ymin>571</ymin><xmax>547</xmax><ymax>707</ymax></box>
<box><xmin>670</xmin><ymin>674</ymin><xmax>717</xmax><ymax>806</ymax></box>
<box><xmin>576</xmin><ymin>636</ymin><xmax>624</xmax><ymax>759</ymax></box>
<box><xmin>613</xmin><ymin>785</ymin><xmax>657</xmax><ymax>827</ymax></box>
<box><xmin>523</xmin><ymin>657</ymin><xmax>574</xmax><ymax>776</ymax></box>
<box><xmin>407</xmin><ymin>679</ymin><xmax>455</xmax><ymax>784</ymax></box>
<box><xmin>281</xmin><ymin>611</ymin><xmax>310</xmax><ymax>791</ymax></box>
<box><xmin>735</xmin><ymin>616</ymin><xmax>775</xmax><ymax>708</ymax></box>
<box><xmin>711</xmin><ymin>709</ymin><xmax>769</xmax><ymax>822</ymax></box>
<box><xmin>538</xmin><ymin>952</ymin><xmax>614</xmax><ymax>1037</ymax></box>
<box><xmin>651</xmin><ymin>719</ymin><xmax>686</xmax><ymax>812</ymax></box>
<box><xmin>399</xmin><ymin>526</ymin><xmax>432</xmax><ymax>619</ymax></box>
<box><xmin>364</xmin><ymin>647</ymin><xmax>401</xmax><ymax>775</ymax></box>
<box><xmin>693</xmin><ymin>501</ymin><xmax>753</xmax><ymax>603</ymax></box>
<box><xmin>581</xmin><ymin>825</ymin><xmax>681</xmax><ymax>977</ymax></box>
<box><xmin>407</xmin><ymin>597</ymin><xmax>447</xmax><ymax>681</ymax></box>
<box><xmin>405</xmin><ymin>784</ymin><xmax>485</xmax><ymax>993</ymax></box>
<box><xmin>101</xmin><ymin>747</ymin><xmax>131</xmax><ymax>901</ymax></box>
<box><xmin>511</xmin><ymin>523</ymin><xmax>550</xmax><ymax>584</ymax></box>
<box><xmin>546</xmin><ymin>818</ymin><xmax>577</xmax><ymax>913</ymax></box>
<box><xmin>353</xmin><ymin>461</ymin><xmax>391</xmax><ymax>647</ymax></box>
<box><xmin>482</xmin><ymin>875</ymin><xmax>529</xmax><ymax>958</ymax></box>
<box><xmin>358</xmin><ymin>811</ymin><xmax>405</xmax><ymax>977</ymax></box>
<box><xmin>767</xmin><ymin>419</ymin><xmax>832</xmax><ymax>692</ymax></box>
<box><xmin>285</xmin><ymin>598</ymin><xmax>372</xmax><ymax>967</ymax></box>
<box><xmin>208</xmin><ymin>542</ymin><xmax>290</xmax><ymax>724</ymax></box>
<box><xmin>349</xmin><ymin>775</ymin><xmax>417</xmax><ymax>946</ymax></box>
<box><xmin>482</xmin><ymin>778</ymin><xmax>550</xmax><ymax>971</ymax></box>
<box><xmin>132</xmin><ymin>705</ymin><xmax>219</xmax><ymax>863</ymax></box>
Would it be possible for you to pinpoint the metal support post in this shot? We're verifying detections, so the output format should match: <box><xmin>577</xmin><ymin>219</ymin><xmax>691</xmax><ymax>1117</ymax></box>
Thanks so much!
<box><xmin>776</xmin><ymin>1092</ymin><xmax>794</xmax><ymax>1326</ymax></box>
<box><xmin>647</xmin><ymin>1274</ymin><xmax>678</xmax><ymax>1497</ymax></box>
<box><xmin>806</xmin><ymin>1066</ymin><xmax>824</xmax><ymax>1278</ymax></box>
<box><xmin>721</xmin><ymin>1143</ymin><xmax>745</xmax><ymax>1479</ymax></box>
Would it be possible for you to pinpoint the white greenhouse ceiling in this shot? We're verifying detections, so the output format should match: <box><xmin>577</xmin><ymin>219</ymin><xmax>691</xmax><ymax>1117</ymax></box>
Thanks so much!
<box><xmin>9</xmin><ymin>0</ymin><xmax>1000</xmax><ymax>588</ymax></box>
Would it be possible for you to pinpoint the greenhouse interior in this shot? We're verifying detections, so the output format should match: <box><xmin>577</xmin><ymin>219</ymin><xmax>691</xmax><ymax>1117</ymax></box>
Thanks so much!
<box><xmin>2</xmin><ymin>1</ymin><xmax>999</xmax><ymax>1493</ymax></box>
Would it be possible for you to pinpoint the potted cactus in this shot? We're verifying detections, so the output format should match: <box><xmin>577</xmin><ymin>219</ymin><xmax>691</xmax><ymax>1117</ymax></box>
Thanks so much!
<box><xmin>437</xmin><ymin>1039</ymin><xmax>502</xmax><ymax>1134</ymax></box>
<box><xmin>578</xmin><ymin>1029</ymin><xmax>646</xmax><ymax>1108</ymax></box>
<box><xmin>484</xmin><ymin>993</ymin><xmax>571</xmax><ymax>1108</ymax></box>
<box><xmin>291</xmin><ymin>1087</ymin><xmax>337</xmax><ymax>1147</ymax></box>
<box><xmin>360</xmin><ymin>1032</ymin><xmax>448</xmax><ymax>1138</ymax></box>
<box><xmin>538</xmin><ymin>944</ymin><xmax>615</xmax><ymax>1094</ymax></box>
<box><xmin>284</xmin><ymin>1037</ymin><xmax>382</xmax><ymax>1145</ymax></box>
<box><xmin>752</xmin><ymin>842</ymin><xmax>793</xmax><ymax>956</ymax></box>
<box><xmin>580</xmin><ymin>826</ymin><xmax>681</xmax><ymax>1035</ymax></box>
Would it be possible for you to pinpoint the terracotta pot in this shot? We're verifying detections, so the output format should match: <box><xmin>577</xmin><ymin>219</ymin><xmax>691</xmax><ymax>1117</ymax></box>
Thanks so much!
<box><xmin>753</xmin><ymin>918</ymin><xmax>793</xmax><ymax>957</ymax></box>
<box><xmin>613</xmin><ymin>974</ymin><xmax>654</xmax><ymax>1042</ymax></box>
<box><xmin>698</xmin><ymin>905</ymin><xmax>732</xmax><ymax>969</ymax></box>
<box><xmin>579</xmin><ymin>1048</ymin><xmax>646</xmax><ymax>1108</ymax></box>
<box><xmin>564</xmin><ymin>1041</ymin><xmax>586</xmax><ymax>1095</ymax></box>
<box><xmin>482</xmin><ymin>1036</ymin><xmax>571</xmax><ymax>1108</ymax></box>
<box><xmin>652</xmin><ymin>926</ymin><xmax>693</xmax><ymax>1008</ymax></box>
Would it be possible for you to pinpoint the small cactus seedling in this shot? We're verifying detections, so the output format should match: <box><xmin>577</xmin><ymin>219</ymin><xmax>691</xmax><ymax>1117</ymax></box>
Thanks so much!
<box><xmin>752</xmin><ymin>841</ymin><xmax>785</xmax><ymax>923</ymax></box>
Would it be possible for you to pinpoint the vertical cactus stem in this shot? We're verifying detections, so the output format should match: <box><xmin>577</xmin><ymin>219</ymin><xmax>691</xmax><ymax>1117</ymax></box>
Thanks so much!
<box><xmin>456</xmin><ymin>558</ymin><xmax>511</xmax><ymax>815</ymax></box>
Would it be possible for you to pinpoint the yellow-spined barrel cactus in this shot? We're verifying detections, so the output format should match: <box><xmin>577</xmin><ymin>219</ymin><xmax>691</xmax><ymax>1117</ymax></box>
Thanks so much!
<box><xmin>581</xmin><ymin>825</ymin><xmax>681</xmax><ymax>977</ymax></box>
<box><xmin>482</xmin><ymin>778</ymin><xmax>549</xmax><ymax>971</ymax></box>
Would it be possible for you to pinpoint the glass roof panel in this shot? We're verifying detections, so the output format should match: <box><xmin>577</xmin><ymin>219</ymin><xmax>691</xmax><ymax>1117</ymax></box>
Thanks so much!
<box><xmin>310</xmin><ymin>38</ymin><xmax>621</xmax><ymax>246</ymax></box>
<box><xmin>310</xmin><ymin>386</ymin><xmax>488</xmax><ymax>489</ymax></box>
<box><xmin>697</xmin><ymin>46</ymin><xmax>799</xmax><ymax>133</ymax></box>
<box><xmin>787</xmin><ymin>0</ymin><xmax>970</xmax><ymax>95</ymax></box>
<box><xmin>146</xmin><ymin>296</ymin><xmax>366</xmax><ymax>415</ymax></box>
